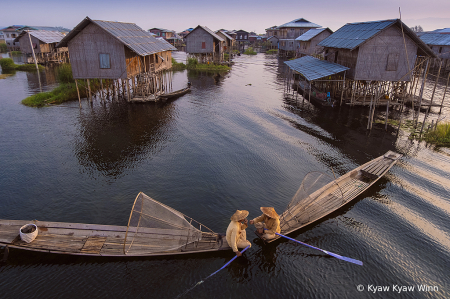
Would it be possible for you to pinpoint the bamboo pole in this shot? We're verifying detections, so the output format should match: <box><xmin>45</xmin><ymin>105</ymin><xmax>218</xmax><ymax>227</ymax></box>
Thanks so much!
<box><xmin>340</xmin><ymin>72</ymin><xmax>346</xmax><ymax>106</ymax></box>
<box><xmin>75</xmin><ymin>79</ymin><xmax>81</xmax><ymax>108</ymax></box>
<box><xmin>415</xmin><ymin>59</ymin><xmax>430</xmax><ymax>127</ymax></box>
<box><xmin>420</xmin><ymin>61</ymin><xmax>442</xmax><ymax>136</ymax></box>
<box><xmin>27</xmin><ymin>31</ymin><xmax>42</xmax><ymax>92</ymax></box>
<box><xmin>438</xmin><ymin>72</ymin><xmax>450</xmax><ymax>115</ymax></box>
<box><xmin>100</xmin><ymin>79</ymin><xmax>104</xmax><ymax>102</ymax></box>
<box><xmin>87</xmin><ymin>79</ymin><xmax>92</xmax><ymax>103</ymax></box>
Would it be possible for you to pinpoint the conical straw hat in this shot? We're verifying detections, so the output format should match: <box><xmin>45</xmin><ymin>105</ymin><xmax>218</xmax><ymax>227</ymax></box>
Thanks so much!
<box><xmin>230</xmin><ymin>210</ymin><xmax>249</xmax><ymax>221</ymax></box>
<box><xmin>260</xmin><ymin>207</ymin><xmax>279</xmax><ymax>219</ymax></box>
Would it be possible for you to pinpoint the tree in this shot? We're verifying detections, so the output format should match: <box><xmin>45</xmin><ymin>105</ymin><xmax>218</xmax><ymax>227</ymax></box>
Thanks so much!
<box><xmin>410</xmin><ymin>25</ymin><xmax>424</xmax><ymax>33</ymax></box>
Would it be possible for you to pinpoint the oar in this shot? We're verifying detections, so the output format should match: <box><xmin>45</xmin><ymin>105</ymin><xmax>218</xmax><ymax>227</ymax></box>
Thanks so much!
<box><xmin>176</xmin><ymin>245</ymin><xmax>250</xmax><ymax>298</ymax></box>
<box><xmin>269</xmin><ymin>229</ymin><xmax>363</xmax><ymax>266</ymax></box>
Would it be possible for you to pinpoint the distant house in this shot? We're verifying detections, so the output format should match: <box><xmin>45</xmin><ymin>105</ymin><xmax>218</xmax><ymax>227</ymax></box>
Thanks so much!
<box><xmin>14</xmin><ymin>30</ymin><xmax>68</xmax><ymax>64</ymax></box>
<box><xmin>265</xmin><ymin>26</ymin><xmax>279</xmax><ymax>38</ymax></box>
<box><xmin>295</xmin><ymin>28</ymin><xmax>332</xmax><ymax>57</ymax></box>
<box><xmin>318</xmin><ymin>19</ymin><xmax>436</xmax><ymax>82</ymax></box>
<box><xmin>419</xmin><ymin>31</ymin><xmax>450</xmax><ymax>70</ymax></box>
<box><xmin>216</xmin><ymin>30</ymin><xmax>235</xmax><ymax>52</ymax></box>
<box><xmin>277</xmin><ymin>18</ymin><xmax>321</xmax><ymax>55</ymax></box>
<box><xmin>56</xmin><ymin>16</ymin><xmax>176</xmax><ymax>101</ymax></box>
<box><xmin>267</xmin><ymin>36</ymin><xmax>279</xmax><ymax>48</ymax></box>
<box><xmin>149</xmin><ymin>28</ymin><xmax>175</xmax><ymax>40</ymax></box>
<box><xmin>185</xmin><ymin>25</ymin><xmax>225</xmax><ymax>63</ymax></box>
<box><xmin>1</xmin><ymin>25</ymin><xmax>25</xmax><ymax>50</ymax></box>
<box><xmin>235</xmin><ymin>30</ymin><xmax>249</xmax><ymax>44</ymax></box>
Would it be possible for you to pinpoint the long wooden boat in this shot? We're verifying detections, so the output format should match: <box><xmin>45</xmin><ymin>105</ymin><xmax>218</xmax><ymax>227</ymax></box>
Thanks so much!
<box><xmin>159</xmin><ymin>86</ymin><xmax>191</xmax><ymax>100</ymax></box>
<box><xmin>0</xmin><ymin>193</ymin><xmax>230</xmax><ymax>257</ymax></box>
<box><xmin>256</xmin><ymin>151</ymin><xmax>402</xmax><ymax>243</ymax></box>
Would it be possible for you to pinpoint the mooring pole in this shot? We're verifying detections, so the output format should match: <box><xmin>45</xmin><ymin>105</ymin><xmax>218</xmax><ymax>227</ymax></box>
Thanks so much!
<box><xmin>27</xmin><ymin>31</ymin><xmax>42</xmax><ymax>92</ymax></box>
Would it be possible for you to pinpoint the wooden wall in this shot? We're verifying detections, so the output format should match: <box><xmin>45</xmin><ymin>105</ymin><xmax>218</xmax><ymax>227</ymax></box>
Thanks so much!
<box><xmin>68</xmin><ymin>23</ymin><xmax>127</xmax><ymax>79</ymax></box>
<box><xmin>354</xmin><ymin>26</ymin><xmax>417</xmax><ymax>81</ymax></box>
<box><xmin>324</xmin><ymin>48</ymin><xmax>359</xmax><ymax>79</ymax></box>
<box><xmin>18</xmin><ymin>34</ymin><xmax>43</xmax><ymax>54</ymax></box>
<box><xmin>186</xmin><ymin>28</ymin><xmax>215</xmax><ymax>54</ymax></box>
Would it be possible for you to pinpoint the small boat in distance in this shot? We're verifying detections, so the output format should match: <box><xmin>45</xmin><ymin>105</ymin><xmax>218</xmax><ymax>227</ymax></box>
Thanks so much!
<box><xmin>131</xmin><ymin>85</ymin><xmax>191</xmax><ymax>102</ymax></box>
<box><xmin>0</xmin><ymin>192</ymin><xmax>230</xmax><ymax>257</ymax></box>
<box><xmin>256</xmin><ymin>151</ymin><xmax>402</xmax><ymax>243</ymax></box>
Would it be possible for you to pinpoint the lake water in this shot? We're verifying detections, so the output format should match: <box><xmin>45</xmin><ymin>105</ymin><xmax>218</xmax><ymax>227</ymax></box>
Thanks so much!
<box><xmin>0</xmin><ymin>52</ymin><xmax>449</xmax><ymax>298</ymax></box>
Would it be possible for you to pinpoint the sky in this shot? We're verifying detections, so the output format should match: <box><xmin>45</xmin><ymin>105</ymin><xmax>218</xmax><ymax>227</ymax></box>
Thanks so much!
<box><xmin>1</xmin><ymin>0</ymin><xmax>449</xmax><ymax>33</ymax></box>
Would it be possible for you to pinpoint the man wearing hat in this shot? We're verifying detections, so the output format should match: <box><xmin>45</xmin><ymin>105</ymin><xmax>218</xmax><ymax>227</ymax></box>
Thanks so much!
<box><xmin>250</xmin><ymin>207</ymin><xmax>280</xmax><ymax>240</ymax></box>
<box><xmin>226</xmin><ymin>210</ymin><xmax>251</xmax><ymax>256</ymax></box>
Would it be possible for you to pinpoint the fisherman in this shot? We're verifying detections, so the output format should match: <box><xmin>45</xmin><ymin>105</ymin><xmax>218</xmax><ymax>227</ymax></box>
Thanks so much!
<box><xmin>226</xmin><ymin>210</ymin><xmax>251</xmax><ymax>256</ymax></box>
<box><xmin>250</xmin><ymin>207</ymin><xmax>280</xmax><ymax>240</ymax></box>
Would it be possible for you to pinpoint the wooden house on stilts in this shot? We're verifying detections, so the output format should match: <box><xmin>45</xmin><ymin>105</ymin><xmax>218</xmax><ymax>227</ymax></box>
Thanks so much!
<box><xmin>185</xmin><ymin>25</ymin><xmax>225</xmax><ymax>63</ymax></box>
<box><xmin>14</xmin><ymin>30</ymin><xmax>69</xmax><ymax>64</ymax></box>
<box><xmin>56</xmin><ymin>16</ymin><xmax>177</xmax><ymax>104</ymax></box>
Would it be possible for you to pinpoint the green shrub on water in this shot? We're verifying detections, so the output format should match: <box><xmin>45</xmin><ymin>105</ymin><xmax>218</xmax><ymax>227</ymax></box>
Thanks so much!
<box><xmin>11</xmin><ymin>51</ymin><xmax>22</xmax><ymax>55</ymax></box>
<box><xmin>423</xmin><ymin>123</ymin><xmax>450</xmax><ymax>147</ymax></box>
<box><xmin>56</xmin><ymin>63</ymin><xmax>74</xmax><ymax>83</ymax></box>
<box><xmin>171</xmin><ymin>57</ymin><xmax>186</xmax><ymax>70</ymax></box>
<box><xmin>187</xmin><ymin>57</ymin><xmax>198</xmax><ymax>67</ymax></box>
<box><xmin>266</xmin><ymin>49</ymin><xmax>277</xmax><ymax>54</ymax></box>
<box><xmin>0</xmin><ymin>58</ymin><xmax>16</xmax><ymax>70</ymax></box>
<box><xmin>0</xmin><ymin>43</ymin><xmax>7</xmax><ymax>53</ymax></box>
<box><xmin>16</xmin><ymin>64</ymin><xmax>44</xmax><ymax>71</ymax></box>
<box><xmin>243</xmin><ymin>47</ymin><xmax>257</xmax><ymax>55</ymax></box>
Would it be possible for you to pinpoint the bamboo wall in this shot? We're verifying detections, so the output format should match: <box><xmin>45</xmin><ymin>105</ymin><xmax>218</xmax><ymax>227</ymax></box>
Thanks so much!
<box><xmin>325</xmin><ymin>48</ymin><xmax>359</xmax><ymax>79</ymax></box>
<box><xmin>68</xmin><ymin>23</ymin><xmax>127</xmax><ymax>79</ymax></box>
<box><xmin>354</xmin><ymin>26</ymin><xmax>417</xmax><ymax>81</ymax></box>
<box><xmin>186</xmin><ymin>28</ymin><xmax>216</xmax><ymax>54</ymax></box>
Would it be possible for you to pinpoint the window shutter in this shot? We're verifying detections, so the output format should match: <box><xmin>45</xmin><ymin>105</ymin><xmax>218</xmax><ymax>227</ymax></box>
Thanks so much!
<box><xmin>99</xmin><ymin>53</ymin><xmax>111</xmax><ymax>69</ymax></box>
<box><xmin>386</xmin><ymin>53</ymin><xmax>399</xmax><ymax>71</ymax></box>
<box><xmin>202</xmin><ymin>42</ymin><xmax>206</xmax><ymax>49</ymax></box>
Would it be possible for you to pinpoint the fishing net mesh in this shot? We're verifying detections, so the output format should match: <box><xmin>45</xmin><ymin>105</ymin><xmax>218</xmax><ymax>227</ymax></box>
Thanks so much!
<box><xmin>124</xmin><ymin>193</ymin><xmax>202</xmax><ymax>254</ymax></box>
<box><xmin>280</xmin><ymin>172</ymin><xmax>344</xmax><ymax>231</ymax></box>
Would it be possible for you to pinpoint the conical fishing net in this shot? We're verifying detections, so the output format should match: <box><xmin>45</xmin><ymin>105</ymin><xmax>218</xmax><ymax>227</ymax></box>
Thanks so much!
<box><xmin>280</xmin><ymin>172</ymin><xmax>344</xmax><ymax>231</ymax></box>
<box><xmin>124</xmin><ymin>193</ymin><xmax>203</xmax><ymax>254</ymax></box>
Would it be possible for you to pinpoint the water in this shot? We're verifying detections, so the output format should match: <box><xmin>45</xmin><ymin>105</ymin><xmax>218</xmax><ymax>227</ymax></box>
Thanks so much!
<box><xmin>0</xmin><ymin>53</ymin><xmax>449</xmax><ymax>299</ymax></box>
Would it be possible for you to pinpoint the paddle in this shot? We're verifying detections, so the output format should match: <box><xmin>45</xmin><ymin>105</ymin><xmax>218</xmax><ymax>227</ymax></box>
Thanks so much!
<box><xmin>176</xmin><ymin>245</ymin><xmax>250</xmax><ymax>298</ymax></box>
<box><xmin>266</xmin><ymin>229</ymin><xmax>363</xmax><ymax>266</ymax></box>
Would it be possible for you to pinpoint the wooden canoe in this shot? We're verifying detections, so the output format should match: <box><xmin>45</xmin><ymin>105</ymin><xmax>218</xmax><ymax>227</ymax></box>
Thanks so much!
<box><xmin>256</xmin><ymin>151</ymin><xmax>402</xmax><ymax>243</ymax></box>
<box><xmin>0</xmin><ymin>219</ymin><xmax>230</xmax><ymax>257</ymax></box>
<box><xmin>159</xmin><ymin>86</ymin><xmax>191</xmax><ymax>100</ymax></box>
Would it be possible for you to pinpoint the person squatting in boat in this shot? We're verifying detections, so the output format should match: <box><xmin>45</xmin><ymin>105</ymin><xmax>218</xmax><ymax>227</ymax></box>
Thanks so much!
<box><xmin>250</xmin><ymin>207</ymin><xmax>281</xmax><ymax>240</ymax></box>
<box><xmin>226</xmin><ymin>210</ymin><xmax>252</xmax><ymax>256</ymax></box>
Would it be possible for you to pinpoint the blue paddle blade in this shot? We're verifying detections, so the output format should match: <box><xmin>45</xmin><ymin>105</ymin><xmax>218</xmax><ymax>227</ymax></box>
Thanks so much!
<box><xmin>322</xmin><ymin>250</ymin><xmax>363</xmax><ymax>266</ymax></box>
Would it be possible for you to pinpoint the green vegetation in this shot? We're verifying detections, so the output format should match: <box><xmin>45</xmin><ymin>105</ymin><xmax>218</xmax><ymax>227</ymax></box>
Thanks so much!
<box><xmin>171</xmin><ymin>57</ymin><xmax>186</xmax><ymax>70</ymax></box>
<box><xmin>185</xmin><ymin>58</ymin><xmax>230</xmax><ymax>71</ymax></box>
<box><xmin>232</xmin><ymin>50</ymin><xmax>240</xmax><ymax>54</ymax></box>
<box><xmin>11</xmin><ymin>51</ymin><xmax>22</xmax><ymax>55</ymax></box>
<box><xmin>423</xmin><ymin>123</ymin><xmax>450</xmax><ymax>146</ymax></box>
<box><xmin>266</xmin><ymin>49</ymin><xmax>278</xmax><ymax>54</ymax></box>
<box><xmin>0</xmin><ymin>43</ymin><xmax>7</xmax><ymax>53</ymax></box>
<box><xmin>224</xmin><ymin>53</ymin><xmax>229</xmax><ymax>61</ymax></box>
<box><xmin>243</xmin><ymin>47</ymin><xmax>257</xmax><ymax>55</ymax></box>
<box><xmin>22</xmin><ymin>63</ymin><xmax>103</xmax><ymax>107</ymax></box>
<box><xmin>0</xmin><ymin>58</ymin><xmax>44</xmax><ymax>71</ymax></box>
<box><xmin>0</xmin><ymin>74</ymin><xmax>13</xmax><ymax>79</ymax></box>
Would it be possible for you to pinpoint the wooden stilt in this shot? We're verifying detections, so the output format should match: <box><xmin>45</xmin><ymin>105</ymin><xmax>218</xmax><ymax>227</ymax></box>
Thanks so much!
<box><xmin>87</xmin><ymin>79</ymin><xmax>92</xmax><ymax>102</ymax></box>
<box><xmin>75</xmin><ymin>79</ymin><xmax>82</xmax><ymax>108</ymax></box>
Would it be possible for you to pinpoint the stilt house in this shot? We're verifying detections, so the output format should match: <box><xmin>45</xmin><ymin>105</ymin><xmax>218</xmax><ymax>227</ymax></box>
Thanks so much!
<box><xmin>56</xmin><ymin>16</ymin><xmax>176</xmax><ymax>102</ymax></box>
<box><xmin>14</xmin><ymin>30</ymin><xmax>68</xmax><ymax>64</ymax></box>
<box><xmin>216</xmin><ymin>30</ymin><xmax>235</xmax><ymax>53</ymax></box>
<box><xmin>185</xmin><ymin>25</ymin><xmax>224</xmax><ymax>63</ymax></box>
<box><xmin>419</xmin><ymin>31</ymin><xmax>450</xmax><ymax>71</ymax></box>
<box><xmin>295</xmin><ymin>28</ymin><xmax>332</xmax><ymax>58</ymax></box>
<box><xmin>277</xmin><ymin>18</ymin><xmax>321</xmax><ymax>56</ymax></box>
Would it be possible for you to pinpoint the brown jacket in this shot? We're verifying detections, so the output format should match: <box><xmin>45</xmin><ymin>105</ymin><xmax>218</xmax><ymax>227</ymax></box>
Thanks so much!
<box><xmin>252</xmin><ymin>214</ymin><xmax>280</xmax><ymax>235</ymax></box>
<box><xmin>226</xmin><ymin>221</ymin><xmax>248</xmax><ymax>252</ymax></box>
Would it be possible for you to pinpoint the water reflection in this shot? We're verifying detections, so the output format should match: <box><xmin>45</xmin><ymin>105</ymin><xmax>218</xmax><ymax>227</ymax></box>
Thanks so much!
<box><xmin>75</xmin><ymin>102</ymin><xmax>176</xmax><ymax>178</ymax></box>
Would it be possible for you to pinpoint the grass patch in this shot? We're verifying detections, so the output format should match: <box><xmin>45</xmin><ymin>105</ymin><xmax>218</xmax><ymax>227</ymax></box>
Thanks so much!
<box><xmin>243</xmin><ymin>47</ymin><xmax>257</xmax><ymax>55</ymax></box>
<box><xmin>266</xmin><ymin>49</ymin><xmax>278</xmax><ymax>54</ymax></box>
<box><xmin>0</xmin><ymin>73</ymin><xmax>13</xmax><ymax>79</ymax></box>
<box><xmin>232</xmin><ymin>50</ymin><xmax>240</xmax><ymax>54</ymax></box>
<box><xmin>186</xmin><ymin>57</ymin><xmax>230</xmax><ymax>71</ymax></box>
<box><xmin>56</xmin><ymin>63</ymin><xmax>74</xmax><ymax>83</ymax></box>
<box><xmin>0</xmin><ymin>43</ymin><xmax>7</xmax><ymax>53</ymax></box>
<box><xmin>0</xmin><ymin>58</ymin><xmax>44</xmax><ymax>71</ymax></box>
<box><xmin>11</xmin><ymin>51</ymin><xmax>22</xmax><ymax>55</ymax></box>
<box><xmin>171</xmin><ymin>57</ymin><xmax>186</xmax><ymax>70</ymax></box>
<box><xmin>423</xmin><ymin>123</ymin><xmax>450</xmax><ymax>146</ymax></box>
<box><xmin>22</xmin><ymin>79</ymin><xmax>101</xmax><ymax>107</ymax></box>
<box><xmin>224</xmin><ymin>53</ymin><xmax>229</xmax><ymax>61</ymax></box>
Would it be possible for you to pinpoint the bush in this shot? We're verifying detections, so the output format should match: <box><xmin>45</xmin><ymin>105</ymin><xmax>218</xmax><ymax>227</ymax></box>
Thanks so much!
<box><xmin>243</xmin><ymin>47</ymin><xmax>257</xmax><ymax>55</ymax></box>
<box><xmin>0</xmin><ymin>43</ymin><xmax>7</xmax><ymax>53</ymax></box>
<box><xmin>0</xmin><ymin>58</ymin><xmax>16</xmax><ymax>70</ymax></box>
<box><xmin>56</xmin><ymin>63</ymin><xmax>74</xmax><ymax>83</ymax></box>
<box><xmin>171</xmin><ymin>57</ymin><xmax>186</xmax><ymax>70</ymax></box>
<box><xmin>187</xmin><ymin>57</ymin><xmax>198</xmax><ymax>67</ymax></box>
<box><xmin>424</xmin><ymin>122</ymin><xmax>450</xmax><ymax>146</ymax></box>
<box><xmin>266</xmin><ymin>49</ymin><xmax>277</xmax><ymax>54</ymax></box>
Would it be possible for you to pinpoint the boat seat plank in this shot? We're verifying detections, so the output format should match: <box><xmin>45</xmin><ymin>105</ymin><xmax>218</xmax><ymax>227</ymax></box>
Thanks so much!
<box><xmin>12</xmin><ymin>234</ymin><xmax>86</xmax><ymax>252</ymax></box>
<box><xmin>81</xmin><ymin>237</ymin><xmax>107</xmax><ymax>254</ymax></box>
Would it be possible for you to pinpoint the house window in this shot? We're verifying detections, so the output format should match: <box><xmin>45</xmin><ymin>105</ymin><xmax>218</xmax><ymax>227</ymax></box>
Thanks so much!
<box><xmin>240</xmin><ymin>35</ymin><xmax>242</xmax><ymax>39</ymax></box>
<box><xmin>99</xmin><ymin>53</ymin><xmax>111</xmax><ymax>69</ymax></box>
<box><xmin>245</xmin><ymin>35</ymin><xmax>247</xmax><ymax>39</ymax></box>
<box><xmin>11</xmin><ymin>34</ymin><xmax>16</xmax><ymax>38</ymax></box>
<box><xmin>439</xmin><ymin>47</ymin><xmax>442</xmax><ymax>53</ymax></box>
<box><xmin>202</xmin><ymin>42</ymin><xmax>206</xmax><ymax>49</ymax></box>
<box><xmin>386</xmin><ymin>53</ymin><xmax>399</xmax><ymax>71</ymax></box>
<box><xmin>334</xmin><ymin>51</ymin><xmax>339</xmax><ymax>63</ymax></box>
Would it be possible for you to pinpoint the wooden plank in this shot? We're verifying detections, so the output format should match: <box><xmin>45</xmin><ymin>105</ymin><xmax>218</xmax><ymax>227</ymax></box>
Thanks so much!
<box><xmin>81</xmin><ymin>237</ymin><xmax>107</xmax><ymax>254</ymax></box>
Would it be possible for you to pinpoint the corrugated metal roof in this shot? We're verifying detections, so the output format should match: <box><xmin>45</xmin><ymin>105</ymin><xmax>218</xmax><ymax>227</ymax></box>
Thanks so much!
<box><xmin>186</xmin><ymin>25</ymin><xmax>224</xmax><ymax>42</ymax></box>
<box><xmin>420</xmin><ymin>33</ymin><xmax>450</xmax><ymax>46</ymax></box>
<box><xmin>19</xmin><ymin>26</ymin><xmax>71</xmax><ymax>32</ymax></box>
<box><xmin>277</xmin><ymin>18</ymin><xmax>321</xmax><ymax>29</ymax></box>
<box><xmin>216</xmin><ymin>30</ymin><xmax>233</xmax><ymax>41</ymax></box>
<box><xmin>56</xmin><ymin>17</ymin><xmax>176</xmax><ymax>55</ymax></box>
<box><xmin>295</xmin><ymin>28</ymin><xmax>331</xmax><ymax>41</ymax></box>
<box><xmin>284</xmin><ymin>56</ymin><xmax>349</xmax><ymax>81</ymax></box>
<box><xmin>318</xmin><ymin>19</ymin><xmax>436</xmax><ymax>58</ymax></box>
<box><xmin>318</xmin><ymin>20</ymin><xmax>395</xmax><ymax>50</ymax></box>
<box><xmin>433</xmin><ymin>28</ymin><xmax>450</xmax><ymax>33</ymax></box>
<box><xmin>14</xmin><ymin>30</ymin><xmax>65</xmax><ymax>43</ymax></box>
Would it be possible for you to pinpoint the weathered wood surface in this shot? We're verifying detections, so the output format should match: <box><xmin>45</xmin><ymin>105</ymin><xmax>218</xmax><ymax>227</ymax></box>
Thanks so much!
<box><xmin>0</xmin><ymin>220</ymin><xmax>230</xmax><ymax>257</ymax></box>
<box><xmin>262</xmin><ymin>151</ymin><xmax>401</xmax><ymax>243</ymax></box>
